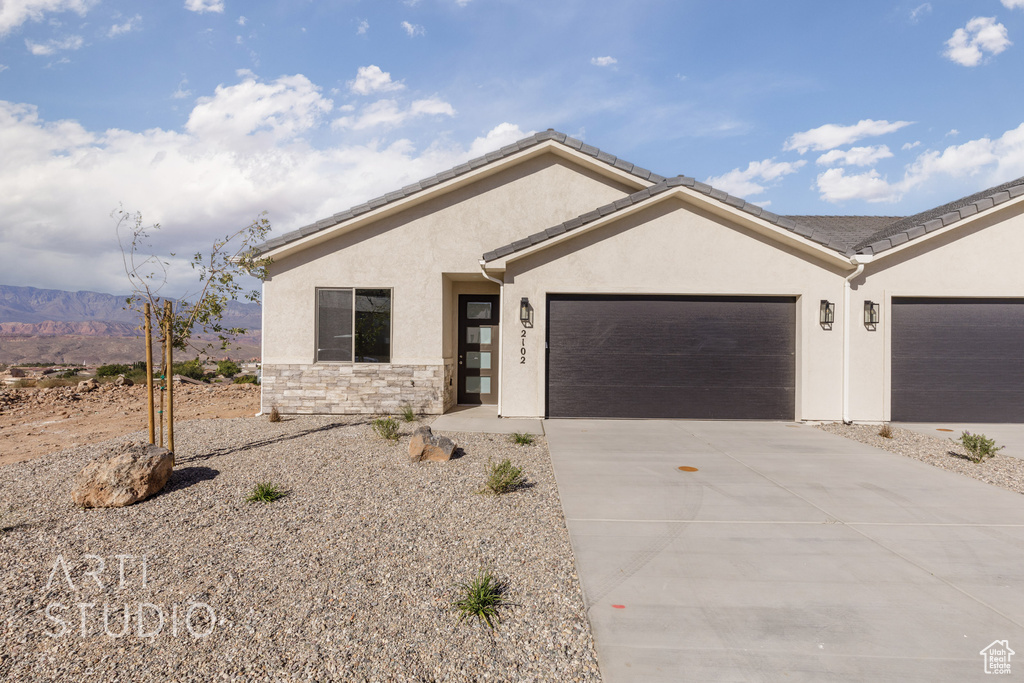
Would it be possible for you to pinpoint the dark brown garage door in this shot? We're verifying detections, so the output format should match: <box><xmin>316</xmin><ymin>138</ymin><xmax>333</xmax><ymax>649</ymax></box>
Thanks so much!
<box><xmin>892</xmin><ymin>297</ymin><xmax>1024</xmax><ymax>422</ymax></box>
<box><xmin>546</xmin><ymin>295</ymin><xmax>796</xmax><ymax>419</ymax></box>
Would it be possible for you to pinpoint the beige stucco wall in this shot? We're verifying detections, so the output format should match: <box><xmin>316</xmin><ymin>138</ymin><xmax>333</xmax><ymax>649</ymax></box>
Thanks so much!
<box><xmin>848</xmin><ymin>201</ymin><xmax>1024</xmax><ymax>421</ymax></box>
<box><xmin>263</xmin><ymin>153</ymin><xmax>638</xmax><ymax>370</ymax></box>
<box><xmin>499</xmin><ymin>196</ymin><xmax>851</xmax><ymax>420</ymax></box>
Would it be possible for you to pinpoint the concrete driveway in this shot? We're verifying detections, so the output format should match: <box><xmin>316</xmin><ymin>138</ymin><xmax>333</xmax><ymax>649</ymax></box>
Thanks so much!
<box><xmin>545</xmin><ymin>420</ymin><xmax>1024</xmax><ymax>682</ymax></box>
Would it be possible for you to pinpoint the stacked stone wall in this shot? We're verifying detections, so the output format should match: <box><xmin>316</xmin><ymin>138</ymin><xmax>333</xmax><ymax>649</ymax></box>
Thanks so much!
<box><xmin>262</xmin><ymin>364</ymin><xmax>446</xmax><ymax>415</ymax></box>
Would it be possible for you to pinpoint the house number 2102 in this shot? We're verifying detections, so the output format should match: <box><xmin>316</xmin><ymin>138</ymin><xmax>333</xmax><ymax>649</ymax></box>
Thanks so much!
<box><xmin>520</xmin><ymin>330</ymin><xmax>527</xmax><ymax>364</ymax></box>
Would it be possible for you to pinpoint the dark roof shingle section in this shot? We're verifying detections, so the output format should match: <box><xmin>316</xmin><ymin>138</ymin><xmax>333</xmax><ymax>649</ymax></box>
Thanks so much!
<box><xmin>255</xmin><ymin>129</ymin><xmax>667</xmax><ymax>254</ymax></box>
<box><xmin>853</xmin><ymin>175</ymin><xmax>1024</xmax><ymax>255</ymax></box>
<box><xmin>783</xmin><ymin>216</ymin><xmax>903</xmax><ymax>254</ymax></box>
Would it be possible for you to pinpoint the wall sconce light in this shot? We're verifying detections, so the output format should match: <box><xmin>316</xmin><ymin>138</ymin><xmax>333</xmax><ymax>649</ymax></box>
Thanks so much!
<box><xmin>519</xmin><ymin>297</ymin><xmax>531</xmax><ymax>325</ymax></box>
<box><xmin>864</xmin><ymin>300</ymin><xmax>880</xmax><ymax>328</ymax></box>
<box><xmin>819</xmin><ymin>300</ymin><xmax>835</xmax><ymax>328</ymax></box>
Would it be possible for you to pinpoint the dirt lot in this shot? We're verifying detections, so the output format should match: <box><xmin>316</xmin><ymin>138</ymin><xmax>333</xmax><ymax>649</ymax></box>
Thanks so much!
<box><xmin>0</xmin><ymin>382</ymin><xmax>260</xmax><ymax>465</ymax></box>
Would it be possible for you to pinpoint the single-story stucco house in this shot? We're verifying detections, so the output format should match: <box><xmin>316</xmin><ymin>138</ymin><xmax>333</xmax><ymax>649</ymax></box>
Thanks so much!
<box><xmin>254</xmin><ymin>129</ymin><xmax>1024</xmax><ymax>423</ymax></box>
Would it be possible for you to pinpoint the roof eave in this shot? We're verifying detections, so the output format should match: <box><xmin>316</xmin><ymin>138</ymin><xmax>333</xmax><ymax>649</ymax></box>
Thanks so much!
<box><xmin>854</xmin><ymin>191</ymin><xmax>1024</xmax><ymax>261</ymax></box>
<box><xmin>484</xmin><ymin>187</ymin><xmax>856</xmax><ymax>270</ymax></box>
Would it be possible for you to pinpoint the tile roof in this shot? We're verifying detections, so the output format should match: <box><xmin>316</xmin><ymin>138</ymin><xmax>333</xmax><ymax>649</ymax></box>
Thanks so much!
<box><xmin>254</xmin><ymin>129</ymin><xmax>666</xmax><ymax>254</ymax></box>
<box><xmin>481</xmin><ymin>179</ymin><xmax>888</xmax><ymax>262</ymax></box>
<box><xmin>255</xmin><ymin>127</ymin><xmax>1024</xmax><ymax>263</ymax></box>
<box><xmin>783</xmin><ymin>216</ymin><xmax>902</xmax><ymax>254</ymax></box>
<box><xmin>851</xmin><ymin>175</ymin><xmax>1024</xmax><ymax>255</ymax></box>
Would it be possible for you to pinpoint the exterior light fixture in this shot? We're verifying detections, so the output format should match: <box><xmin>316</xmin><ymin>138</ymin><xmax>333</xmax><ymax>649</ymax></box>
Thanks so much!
<box><xmin>819</xmin><ymin>300</ymin><xmax>835</xmax><ymax>328</ymax></box>
<box><xmin>520</xmin><ymin>297</ymin><xmax>531</xmax><ymax>324</ymax></box>
<box><xmin>864</xmin><ymin>300</ymin><xmax>880</xmax><ymax>327</ymax></box>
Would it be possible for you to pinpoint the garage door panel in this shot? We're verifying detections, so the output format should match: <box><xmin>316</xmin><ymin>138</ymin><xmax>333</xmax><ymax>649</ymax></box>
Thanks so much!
<box><xmin>547</xmin><ymin>352</ymin><xmax>796</xmax><ymax>388</ymax></box>
<box><xmin>892</xmin><ymin>298</ymin><xmax>1024</xmax><ymax>423</ymax></box>
<box><xmin>547</xmin><ymin>295</ymin><xmax>795</xmax><ymax>419</ymax></box>
<box><xmin>547</xmin><ymin>385</ymin><xmax>796</xmax><ymax>420</ymax></box>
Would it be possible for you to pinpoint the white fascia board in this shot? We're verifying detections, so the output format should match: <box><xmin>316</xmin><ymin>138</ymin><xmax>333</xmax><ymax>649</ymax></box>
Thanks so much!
<box><xmin>862</xmin><ymin>192</ymin><xmax>1024</xmax><ymax>264</ymax></box>
<box><xmin>487</xmin><ymin>187</ymin><xmax>855</xmax><ymax>270</ymax></box>
<box><xmin>260</xmin><ymin>141</ymin><xmax>656</xmax><ymax>262</ymax></box>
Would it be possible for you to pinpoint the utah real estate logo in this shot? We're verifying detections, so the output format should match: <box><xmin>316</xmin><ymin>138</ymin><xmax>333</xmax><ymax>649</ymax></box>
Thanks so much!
<box><xmin>980</xmin><ymin>640</ymin><xmax>1014</xmax><ymax>675</ymax></box>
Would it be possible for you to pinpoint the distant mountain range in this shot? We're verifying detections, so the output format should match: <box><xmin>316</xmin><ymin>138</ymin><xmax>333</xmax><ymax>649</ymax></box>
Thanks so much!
<box><xmin>0</xmin><ymin>284</ymin><xmax>261</xmax><ymax>364</ymax></box>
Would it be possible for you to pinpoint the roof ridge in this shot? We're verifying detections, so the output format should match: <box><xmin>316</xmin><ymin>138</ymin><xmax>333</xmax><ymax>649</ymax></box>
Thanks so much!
<box><xmin>256</xmin><ymin>129</ymin><xmax>667</xmax><ymax>254</ymax></box>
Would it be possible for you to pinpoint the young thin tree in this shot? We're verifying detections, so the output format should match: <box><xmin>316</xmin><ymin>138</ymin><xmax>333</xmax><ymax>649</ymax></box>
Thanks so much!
<box><xmin>116</xmin><ymin>207</ymin><xmax>272</xmax><ymax>446</ymax></box>
<box><xmin>116</xmin><ymin>207</ymin><xmax>272</xmax><ymax>356</ymax></box>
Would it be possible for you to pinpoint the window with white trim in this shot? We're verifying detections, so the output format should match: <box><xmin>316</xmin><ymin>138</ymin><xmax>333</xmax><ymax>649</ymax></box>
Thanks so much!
<box><xmin>316</xmin><ymin>288</ymin><xmax>392</xmax><ymax>363</ymax></box>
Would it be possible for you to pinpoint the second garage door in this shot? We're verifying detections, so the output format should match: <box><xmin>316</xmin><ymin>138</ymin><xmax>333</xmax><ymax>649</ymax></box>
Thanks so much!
<box><xmin>892</xmin><ymin>297</ymin><xmax>1024</xmax><ymax>422</ymax></box>
<box><xmin>546</xmin><ymin>295</ymin><xmax>796</xmax><ymax>419</ymax></box>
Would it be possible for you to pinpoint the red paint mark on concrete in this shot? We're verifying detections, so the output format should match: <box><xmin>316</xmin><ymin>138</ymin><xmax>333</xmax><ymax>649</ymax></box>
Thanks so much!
<box><xmin>612</xmin><ymin>604</ymin><xmax>625</xmax><ymax>609</ymax></box>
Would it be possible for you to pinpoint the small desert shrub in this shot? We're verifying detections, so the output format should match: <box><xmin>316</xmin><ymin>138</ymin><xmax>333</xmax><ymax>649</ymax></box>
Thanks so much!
<box><xmin>372</xmin><ymin>416</ymin><xmax>400</xmax><ymax>441</ymax></box>
<box><xmin>510</xmin><ymin>432</ymin><xmax>535</xmax><ymax>446</ymax></box>
<box><xmin>955</xmin><ymin>431</ymin><xmax>1004</xmax><ymax>463</ymax></box>
<box><xmin>38</xmin><ymin>378</ymin><xmax>80</xmax><ymax>389</ymax></box>
<box><xmin>58</xmin><ymin>369</ymin><xmax>79</xmax><ymax>379</ymax></box>
<box><xmin>400</xmin><ymin>404</ymin><xmax>417</xmax><ymax>422</ymax></box>
<box><xmin>172</xmin><ymin>359</ymin><xmax>206</xmax><ymax>381</ymax></box>
<box><xmin>877</xmin><ymin>423</ymin><xmax>894</xmax><ymax>439</ymax></box>
<box><xmin>233</xmin><ymin>374</ymin><xmax>258</xmax><ymax>384</ymax></box>
<box><xmin>246</xmin><ymin>481</ymin><xmax>287</xmax><ymax>503</ymax></box>
<box><xmin>268</xmin><ymin>407</ymin><xmax>281</xmax><ymax>422</ymax></box>
<box><xmin>452</xmin><ymin>569</ymin><xmax>508</xmax><ymax>629</ymax></box>
<box><xmin>97</xmin><ymin>363</ymin><xmax>130</xmax><ymax>377</ymax></box>
<box><xmin>216</xmin><ymin>360</ymin><xmax>240</xmax><ymax>377</ymax></box>
<box><xmin>481</xmin><ymin>458</ymin><xmax>526</xmax><ymax>495</ymax></box>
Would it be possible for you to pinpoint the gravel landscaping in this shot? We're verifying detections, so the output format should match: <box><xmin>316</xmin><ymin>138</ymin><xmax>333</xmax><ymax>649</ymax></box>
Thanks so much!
<box><xmin>0</xmin><ymin>415</ymin><xmax>601</xmax><ymax>682</ymax></box>
<box><xmin>818</xmin><ymin>422</ymin><xmax>1024</xmax><ymax>495</ymax></box>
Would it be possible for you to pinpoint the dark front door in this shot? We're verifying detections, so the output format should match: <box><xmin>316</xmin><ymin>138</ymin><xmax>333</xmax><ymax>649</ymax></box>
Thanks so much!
<box><xmin>892</xmin><ymin>297</ymin><xmax>1024</xmax><ymax>422</ymax></box>
<box><xmin>546</xmin><ymin>294</ymin><xmax>796</xmax><ymax>419</ymax></box>
<box><xmin>458</xmin><ymin>294</ymin><xmax>500</xmax><ymax>405</ymax></box>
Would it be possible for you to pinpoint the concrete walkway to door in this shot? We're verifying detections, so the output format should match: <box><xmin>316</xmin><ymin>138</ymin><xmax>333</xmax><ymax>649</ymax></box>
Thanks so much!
<box><xmin>545</xmin><ymin>420</ymin><xmax>1024</xmax><ymax>682</ymax></box>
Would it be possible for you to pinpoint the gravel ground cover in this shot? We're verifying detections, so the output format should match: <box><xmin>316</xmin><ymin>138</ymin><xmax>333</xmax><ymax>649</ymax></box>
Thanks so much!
<box><xmin>818</xmin><ymin>422</ymin><xmax>1024</xmax><ymax>495</ymax></box>
<box><xmin>0</xmin><ymin>415</ymin><xmax>601</xmax><ymax>682</ymax></box>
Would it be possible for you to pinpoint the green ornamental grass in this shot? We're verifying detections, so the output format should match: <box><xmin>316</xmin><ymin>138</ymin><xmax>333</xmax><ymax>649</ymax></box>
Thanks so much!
<box><xmin>246</xmin><ymin>481</ymin><xmax>287</xmax><ymax>503</ymax></box>
<box><xmin>481</xmin><ymin>458</ymin><xmax>526</xmax><ymax>495</ymax></box>
<box><xmin>452</xmin><ymin>569</ymin><xmax>508</xmax><ymax>629</ymax></box>
<box><xmin>372</xmin><ymin>416</ymin><xmax>400</xmax><ymax>441</ymax></box>
<box><xmin>510</xmin><ymin>432</ymin><xmax>534</xmax><ymax>446</ymax></box>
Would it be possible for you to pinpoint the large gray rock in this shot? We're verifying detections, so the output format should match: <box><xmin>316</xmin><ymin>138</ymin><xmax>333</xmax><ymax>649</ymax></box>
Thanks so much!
<box><xmin>408</xmin><ymin>425</ymin><xmax>456</xmax><ymax>463</ymax></box>
<box><xmin>72</xmin><ymin>442</ymin><xmax>174</xmax><ymax>508</ymax></box>
<box><xmin>77</xmin><ymin>378</ymin><xmax>98</xmax><ymax>393</ymax></box>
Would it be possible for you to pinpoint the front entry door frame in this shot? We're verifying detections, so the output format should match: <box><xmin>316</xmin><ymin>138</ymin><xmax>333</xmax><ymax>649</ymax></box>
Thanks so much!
<box><xmin>457</xmin><ymin>294</ymin><xmax>500</xmax><ymax>405</ymax></box>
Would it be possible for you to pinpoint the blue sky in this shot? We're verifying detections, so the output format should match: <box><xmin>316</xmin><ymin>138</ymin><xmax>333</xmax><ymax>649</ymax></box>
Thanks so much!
<box><xmin>2</xmin><ymin>0</ymin><xmax>1024</xmax><ymax>297</ymax></box>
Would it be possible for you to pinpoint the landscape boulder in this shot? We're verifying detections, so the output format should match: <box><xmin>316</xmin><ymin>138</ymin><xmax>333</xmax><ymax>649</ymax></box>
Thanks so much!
<box><xmin>77</xmin><ymin>378</ymin><xmax>98</xmax><ymax>393</ymax></box>
<box><xmin>71</xmin><ymin>442</ymin><xmax>174</xmax><ymax>508</ymax></box>
<box><xmin>408</xmin><ymin>425</ymin><xmax>457</xmax><ymax>463</ymax></box>
<box><xmin>114</xmin><ymin>374</ymin><xmax>134</xmax><ymax>387</ymax></box>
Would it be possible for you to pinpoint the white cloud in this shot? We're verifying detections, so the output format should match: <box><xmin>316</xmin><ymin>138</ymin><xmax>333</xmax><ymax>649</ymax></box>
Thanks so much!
<box><xmin>909</xmin><ymin>3</ymin><xmax>931</xmax><ymax>23</ymax></box>
<box><xmin>108</xmin><ymin>14</ymin><xmax>141</xmax><ymax>38</ymax></box>
<box><xmin>705</xmin><ymin>158</ymin><xmax>806</xmax><ymax>197</ymax></box>
<box><xmin>401</xmin><ymin>21</ymin><xmax>424</xmax><ymax>37</ymax></box>
<box><xmin>184</xmin><ymin>0</ymin><xmax>224</xmax><ymax>14</ymax></box>
<box><xmin>784</xmin><ymin>119</ymin><xmax>914</xmax><ymax>154</ymax></box>
<box><xmin>0</xmin><ymin>81</ymin><xmax>519</xmax><ymax>297</ymax></box>
<box><xmin>1002</xmin><ymin>0</ymin><xmax>1024</xmax><ymax>9</ymax></box>
<box><xmin>0</xmin><ymin>0</ymin><xmax>95</xmax><ymax>37</ymax></box>
<box><xmin>186</xmin><ymin>73</ymin><xmax>333</xmax><ymax>145</ymax></box>
<box><xmin>356</xmin><ymin>19</ymin><xmax>368</xmax><ymax>35</ymax></box>
<box><xmin>349</xmin><ymin>65</ymin><xmax>404</xmax><ymax>96</ymax></box>
<box><xmin>901</xmin><ymin>141</ymin><xmax>921</xmax><ymax>151</ymax></box>
<box><xmin>946</xmin><ymin>128</ymin><xmax>959</xmax><ymax>137</ymax></box>
<box><xmin>237</xmin><ymin>15</ymin><xmax>245</xmax><ymax>26</ymax></box>
<box><xmin>944</xmin><ymin>17</ymin><xmax>1010</xmax><ymax>67</ymax></box>
<box><xmin>332</xmin><ymin>96</ymin><xmax>455</xmax><ymax>131</ymax></box>
<box><xmin>815</xmin><ymin>169</ymin><xmax>901</xmax><ymax>203</ymax></box>
<box><xmin>172</xmin><ymin>79</ymin><xmax>192</xmax><ymax>99</ymax></box>
<box><xmin>454</xmin><ymin>0</ymin><xmax>473</xmax><ymax>6</ymax></box>
<box><xmin>25</xmin><ymin>34</ymin><xmax>82</xmax><ymax>55</ymax></box>
<box><xmin>590</xmin><ymin>56</ymin><xmax>617</xmax><ymax>67</ymax></box>
<box><xmin>816</xmin><ymin>145</ymin><xmax>893</xmax><ymax>167</ymax></box>
<box><xmin>0</xmin><ymin>64</ymin><xmax>8</xmax><ymax>72</ymax></box>
<box><xmin>815</xmin><ymin>122</ymin><xmax>1024</xmax><ymax>203</ymax></box>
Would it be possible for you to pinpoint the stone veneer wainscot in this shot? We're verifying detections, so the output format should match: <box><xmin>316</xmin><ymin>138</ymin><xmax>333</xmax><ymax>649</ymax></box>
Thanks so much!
<box><xmin>262</xmin><ymin>363</ymin><xmax>449</xmax><ymax>415</ymax></box>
